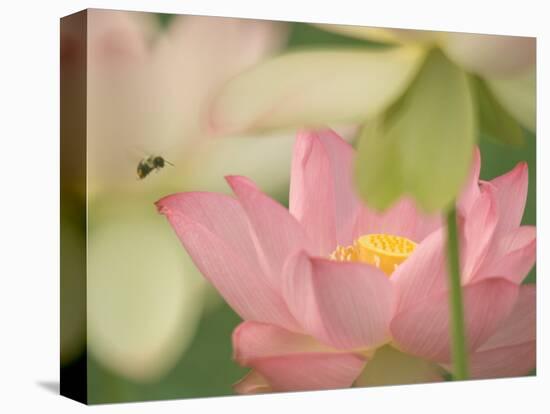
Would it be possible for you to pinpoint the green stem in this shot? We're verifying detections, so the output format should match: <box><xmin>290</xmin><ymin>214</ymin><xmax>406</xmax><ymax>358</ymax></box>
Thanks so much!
<box><xmin>445</xmin><ymin>206</ymin><xmax>469</xmax><ymax>380</ymax></box>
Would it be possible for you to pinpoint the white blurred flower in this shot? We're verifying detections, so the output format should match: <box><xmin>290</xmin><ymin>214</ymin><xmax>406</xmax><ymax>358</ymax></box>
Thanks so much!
<box><xmin>87</xmin><ymin>199</ymin><xmax>205</xmax><ymax>382</ymax></box>
<box><xmin>74</xmin><ymin>9</ymin><xmax>293</xmax><ymax>382</ymax></box>
<box><xmin>210</xmin><ymin>25</ymin><xmax>535</xmax><ymax>134</ymax></box>
<box><xmin>87</xmin><ymin>9</ymin><xmax>291</xmax><ymax>197</ymax></box>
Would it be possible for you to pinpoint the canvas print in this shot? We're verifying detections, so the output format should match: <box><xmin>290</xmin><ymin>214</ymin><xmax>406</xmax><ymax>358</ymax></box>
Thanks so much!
<box><xmin>60</xmin><ymin>8</ymin><xmax>536</xmax><ymax>404</ymax></box>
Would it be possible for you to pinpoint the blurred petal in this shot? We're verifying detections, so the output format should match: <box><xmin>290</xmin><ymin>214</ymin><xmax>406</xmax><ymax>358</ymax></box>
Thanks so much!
<box><xmin>391</xmin><ymin>229</ymin><xmax>448</xmax><ymax>314</ymax></box>
<box><xmin>87</xmin><ymin>10</ymin><xmax>164</xmax><ymax>194</ymax></box>
<box><xmin>289</xmin><ymin>130</ymin><xmax>359</xmax><ymax>255</ymax></box>
<box><xmin>443</xmin><ymin>285</ymin><xmax>536</xmax><ymax>379</ymax></box>
<box><xmin>355</xmin><ymin>49</ymin><xmax>475</xmax><ymax>212</ymax></box>
<box><xmin>234</xmin><ymin>371</ymin><xmax>272</xmax><ymax>394</ymax></box>
<box><xmin>178</xmin><ymin>131</ymin><xmax>294</xmax><ymax>195</ymax></box>
<box><xmin>354</xmin><ymin>197</ymin><xmax>441</xmax><ymax>243</ymax></box>
<box><xmin>486</xmin><ymin>68</ymin><xmax>536</xmax><ymax>131</ymax></box>
<box><xmin>443</xmin><ymin>33</ymin><xmax>535</xmax><ymax>77</ymax></box>
<box><xmin>226</xmin><ymin>175</ymin><xmax>313</xmax><ymax>284</ymax></box>
<box><xmin>157</xmin><ymin>193</ymin><xmax>299</xmax><ymax>330</ymax></box>
<box><xmin>489</xmin><ymin>162</ymin><xmax>529</xmax><ymax>236</ymax></box>
<box><xmin>88</xmin><ymin>201</ymin><xmax>205</xmax><ymax>381</ymax></box>
<box><xmin>160</xmin><ymin>15</ymin><xmax>287</xmax><ymax>80</ymax></box>
<box><xmin>391</xmin><ymin>277</ymin><xmax>519</xmax><ymax>362</ymax></box>
<box><xmin>209</xmin><ymin>47</ymin><xmax>425</xmax><ymax>134</ymax></box>
<box><xmin>153</xmin><ymin>15</ymin><xmax>288</xmax><ymax>140</ymax></box>
<box><xmin>87</xmin><ymin>9</ymin><xmax>158</xmax><ymax>71</ymax></box>
<box><xmin>283</xmin><ymin>252</ymin><xmax>393</xmax><ymax>350</ymax></box>
<box><xmin>355</xmin><ymin>345</ymin><xmax>444</xmax><ymax>387</ymax></box>
<box><xmin>474</xmin><ymin>226</ymin><xmax>536</xmax><ymax>285</ymax></box>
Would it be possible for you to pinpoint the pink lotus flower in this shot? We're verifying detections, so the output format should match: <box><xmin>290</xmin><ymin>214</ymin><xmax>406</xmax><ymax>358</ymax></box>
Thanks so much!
<box><xmin>157</xmin><ymin>129</ymin><xmax>536</xmax><ymax>393</ymax></box>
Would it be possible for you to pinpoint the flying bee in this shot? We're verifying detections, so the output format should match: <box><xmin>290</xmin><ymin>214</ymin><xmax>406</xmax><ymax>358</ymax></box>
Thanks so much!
<box><xmin>137</xmin><ymin>155</ymin><xmax>174</xmax><ymax>180</ymax></box>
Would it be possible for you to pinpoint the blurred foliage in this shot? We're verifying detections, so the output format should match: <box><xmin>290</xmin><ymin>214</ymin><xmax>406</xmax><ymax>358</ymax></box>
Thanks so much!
<box><xmin>157</xmin><ymin>13</ymin><xmax>175</xmax><ymax>29</ymax></box>
<box><xmin>474</xmin><ymin>76</ymin><xmax>525</xmax><ymax>147</ymax></box>
<box><xmin>60</xmin><ymin>193</ymin><xmax>87</xmax><ymax>365</ymax></box>
<box><xmin>286</xmin><ymin>22</ymin><xmax>389</xmax><ymax>50</ymax></box>
<box><xmin>83</xmin><ymin>16</ymin><xmax>537</xmax><ymax>403</ymax></box>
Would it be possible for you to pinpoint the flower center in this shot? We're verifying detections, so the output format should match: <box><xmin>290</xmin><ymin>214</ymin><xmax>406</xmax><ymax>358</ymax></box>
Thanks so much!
<box><xmin>329</xmin><ymin>234</ymin><xmax>417</xmax><ymax>276</ymax></box>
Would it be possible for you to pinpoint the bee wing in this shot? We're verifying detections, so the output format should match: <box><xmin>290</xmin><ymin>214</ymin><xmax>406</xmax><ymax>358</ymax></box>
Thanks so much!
<box><xmin>129</xmin><ymin>145</ymin><xmax>150</xmax><ymax>159</ymax></box>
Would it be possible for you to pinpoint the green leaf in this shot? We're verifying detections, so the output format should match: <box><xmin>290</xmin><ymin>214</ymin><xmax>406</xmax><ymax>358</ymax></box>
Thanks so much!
<box><xmin>473</xmin><ymin>76</ymin><xmax>525</xmax><ymax>146</ymax></box>
<box><xmin>355</xmin><ymin>48</ymin><xmax>476</xmax><ymax>212</ymax></box>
